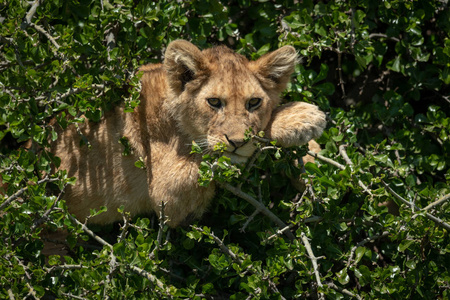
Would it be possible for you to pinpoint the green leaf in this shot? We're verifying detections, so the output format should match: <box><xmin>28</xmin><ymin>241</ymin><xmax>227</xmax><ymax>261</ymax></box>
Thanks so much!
<box><xmin>398</xmin><ymin>240</ymin><xmax>414</xmax><ymax>252</ymax></box>
<box><xmin>337</xmin><ymin>268</ymin><xmax>350</xmax><ymax>285</ymax></box>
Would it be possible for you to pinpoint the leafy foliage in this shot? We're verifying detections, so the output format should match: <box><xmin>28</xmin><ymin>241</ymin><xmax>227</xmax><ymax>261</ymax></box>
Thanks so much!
<box><xmin>1</xmin><ymin>0</ymin><xmax>449</xmax><ymax>299</ymax></box>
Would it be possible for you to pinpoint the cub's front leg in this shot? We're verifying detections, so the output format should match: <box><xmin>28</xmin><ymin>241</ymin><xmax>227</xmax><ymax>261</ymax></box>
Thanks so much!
<box><xmin>265</xmin><ymin>102</ymin><xmax>326</xmax><ymax>148</ymax></box>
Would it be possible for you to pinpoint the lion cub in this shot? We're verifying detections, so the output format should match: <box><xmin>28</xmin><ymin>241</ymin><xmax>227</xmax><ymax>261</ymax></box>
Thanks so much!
<box><xmin>53</xmin><ymin>40</ymin><xmax>326</xmax><ymax>227</ymax></box>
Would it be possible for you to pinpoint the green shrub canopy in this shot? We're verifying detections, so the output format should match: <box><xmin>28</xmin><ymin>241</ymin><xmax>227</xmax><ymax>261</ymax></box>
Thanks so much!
<box><xmin>1</xmin><ymin>0</ymin><xmax>449</xmax><ymax>298</ymax></box>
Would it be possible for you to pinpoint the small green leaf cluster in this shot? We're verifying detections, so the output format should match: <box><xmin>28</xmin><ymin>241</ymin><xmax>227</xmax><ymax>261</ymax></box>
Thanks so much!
<box><xmin>1</xmin><ymin>0</ymin><xmax>449</xmax><ymax>299</ymax></box>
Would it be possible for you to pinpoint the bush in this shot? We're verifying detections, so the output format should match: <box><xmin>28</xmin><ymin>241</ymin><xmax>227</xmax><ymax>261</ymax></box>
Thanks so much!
<box><xmin>1</xmin><ymin>0</ymin><xmax>449</xmax><ymax>298</ymax></box>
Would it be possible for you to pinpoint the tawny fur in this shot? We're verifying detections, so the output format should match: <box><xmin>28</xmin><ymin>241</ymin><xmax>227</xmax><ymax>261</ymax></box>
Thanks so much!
<box><xmin>52</xmin><ymin>40</ymin><xmax>326</xmax><ymax>227</ymax></box>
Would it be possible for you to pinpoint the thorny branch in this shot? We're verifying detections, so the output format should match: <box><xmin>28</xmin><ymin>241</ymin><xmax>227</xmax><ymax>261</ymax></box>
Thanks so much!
<box><xmin>381</xmin><ymin>181</ymin><xmax>450</xmax><ymax>231</ymax></box>
<box><xmin>220</xmin><ymin>182</ymin><xmax>295</xmax><ymax>240</ymax></box>
<box><xmin>67</xmin><ymin>214</ymin><xmax>172</xmax><ymax>296</ymax></box>
<box><xmin>17</xmin><ymin>84</ymin><xmax>107</xmax><ymax>106</ymax></box>
<box><xmin>326</xmin><ymin>282</ymin><xmax>362</xmax><ymax>300</ymax></box>
<box><xmin>0</xmin><ymin>177</ymin><xmax>60</xmax><ymax>210</ymax></box>
<box><xmin>21</xmin><ymin>0</ymin><xmax>41</xmax><ymax>28</ymax></box>
<box><xmin>339</xmin><ymin>145</ymin><xmax>373</xmax><ymax>197</ymax></box>
<box><xmin>149</xmin><ymin>201</ymin><xmax>169</xmax><ymax>260</ymax></box>
<box><xmin>300</xmin><ymin>232</ymin><xmax>325</xmax><ymax>300</ymax></box>
<box><xmin>346</xmin><ymin>231</ymin><xmax>390</xmax><ymax>268</ymax></box>
<box><xmin>422</xmin><ymin>193</ymin><xmax>450</xmax><ymax>211</ymax></box>
<box><xmin>30</xmin><ymin>184</ymin><xmax>67</xmax><ymax>233</ymax></box>
<box><xmin>192</xmin><ymin>226</ymin><xmax>286</xmax><ymax>300</ymax></box>
<box><xmin>308</xmin><ymin>147</ymin><xmax>450</xmax><ymax>231</ymax></box>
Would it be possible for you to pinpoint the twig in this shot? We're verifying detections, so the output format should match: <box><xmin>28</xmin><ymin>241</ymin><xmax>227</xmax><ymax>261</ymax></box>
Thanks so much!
<box><xmin>15</xmin><ymin>257</ymin><xmax>38</xmax><ymax>299</ymax></box>
<box><xmin>60</xmin><ymin>292</ymin><xmax>88</xmax><ymax>300</ymax></box>
<box><xmin>339</xmin><ymin>145</ymin><xmax>373</xmax><ymax>197</ymax></box>
<box><xmin>369</xmin><ymin>33</ymin><xmax>400</xmax><ymax>42</ymax></box>
<box><xmin>28</xmin><ymin>22</ymin><xmax>61</xmax><ymax>51</ymax></box>
<box><xmin>0</xmin><ymin>177</ymin><xmax>60</xmax><ymax>210</ymax></box>
<box><xmin>19</xmin><ymin>84</ymin><xmax>106</xmax><ymax>106</ymax></box>
<box><xmin>68</xmin><ymin>214</ymin><xmax>113</xmax><ymax>249</ymax></box>
<box><xmin>346</xmin><ymin>231</ymin><xmax>389</xmax><ymax>268</ymax></box>
<box><xmin>7</xmin><ymin>289</ymin><xmax>15</xmax><ymax>300</ymax></box>
<box><xmin>240</xmin><ymin>183</ymin><xmax>263</xmax><ymax>232</ymax></box>
<box><xmin>336</xmin><ymin>43</ymin><xmax>346</xmax><ymax>99</ymax></box>
<box><xmin>264</xmin><ymin>225</ymin><xmax>294</xmax><ymax>243</ymax></box>
<box><xmin>46</xmin><ymin>264</ymin><xmax>86</xmax><ymax>272</ymax></box>
<box><xmin>241</xmin><ymin>205</ymin><xmax>260</xmax><ymax>233</ymax></box>
<box><xmin>220</xmin><ymin>182</ymin><xmax>295</xmax><ymax>240</ymax></box>
<box><xmin>21</xmin><ymin>0</ymin><xmax>41</xmax><ymax>27</ymax></box>
<box><xmin>350</xmin><ymin>8</ymin><xmax>356</xmax><ymax>50</ymax></box>
<box><xmin>149</xmin><ymin>201</ymin><xmax>168</xmax><ymax>260</ymax></box>
<box><xmin>127</xmin><ymin>265</ymin><xmax>172</xmax><ymax>297</ymax></box>
<box><xmin>156</xmin><ymin>201</ymin><xmax>167</xmax><ymax>246</ymax></box>
<box><xmin>239</xmin><ymin>146</ymin><xmax>263</xmax><ymax>189</ymax></box>
<box><xmin>307</xmin><ymin>151</ymin><xmax>345</xmax><ymax>170</ymax></box>
<box><xmin>67</xmin><ymin>214</ymin><xmax>171</xmax><ymax>295</ymax></box>
<box><xmin>105</xmin><ymin>24</ymin><xmax>117</xmax><ymax>62</ymax></box>
<box><xmin>381</xmin><ymin>181</ymin><xmax>450</xmax><ymax>231</ymax></box>
<box><xmin>300</xmin><ymin>232</ymin><xmax>324</xmax><ymax>300</ymax></box>
<box><xmin>118</xmin><ymin>212</ymin><xmax>130</xmax><ymax>243</ymax></box>
<box><xmin>194</xmin><ymin>226</ymin><xmax>242</xmax><ymax>263</ymax></box>
<box><xmin>30</xmin><ymin>184</ymin><xmax>67</xmax><ymax>232</ymax></box>
<box><xmin>308</xmin><ymin>150</ymin><xmax>450</xmax><ymax>231</ymax></box>
<box><xmin>422</xmin><ymin>193</ymin><xmax>450</xmax><ymax>211</ymax></box>
<box><xmin>326</xmin><ymin>281</ymin><xmax>362</xmax><ymax>299</ymax></box>
<box><xmin>193</xmin><ymin>226</ymin><xmax>286</xmax><ymax>300</ymax></box>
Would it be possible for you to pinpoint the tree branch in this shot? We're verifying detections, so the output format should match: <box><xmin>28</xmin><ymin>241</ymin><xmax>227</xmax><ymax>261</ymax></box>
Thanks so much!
<box><xmin>422</xmin><ymin>193</ymin><xmax>450</xmax><ymax>211</ymax></box>
<box><xmin>28</xmin><ymin>22</ymin><xmax>61</xmax><ymax>51</ymax></box>
<box><xmin>67</xmin><ymin>213</ymin><xmax>172</xmax><ymax>296</ymax></box>
<box><xmin>300</xmin><ymin>232</ymin><xmax>324</xmax><ymax>299</ymax></box>
<box><xmin>30</xmin><ymin>184</ymin><xmax>66</xmax><ymax>232</ymax></box>
<box><xmin>21</xmin><ymin>0</ymin><xmax>41</xmax><ymax>28</ymax></box>
<box><xmin>307</xmin><ymin>151</ymin><xmax>345</xmax><ymax>170</ymax></box>
<box><xmin>220</xmin><ymin>182</ymin><xmax>295</xmax><ymax>240</ymax></box>
<box><xmin>149</xmin><ymin>201</ymin><xmax>169</xmax><ymax>260</ymax></box>
<box><xmin>193</xmin><ymin>226</ymin><xmax>286</xmax><ymax>299</ymax></box>
<box><xmin>346</xmin><ymin>231</ymin><xmax>389</xmax><ymax>268</ymax></box>
<box><xmin>339</xmin><ymin>145</ymin><xmax>373</xmax><ymax>197</ymax></box>
<box><xmin>381</xmin><ymin>181</ymin><xmax>450</xmax><ymax>231</ymax></box>
<box><xmin>19</xmin><ymin>84</ymin><xmax>107</xmax><ymax>106</ymax></box>
<box><xmin>307</xmin><ymin>149</ymin><xmax>450</xmax><ymax>231</ymax></box>
<box><xmin>325</xmin><ymin>281</ymin><xmax>362</xmax><ymax>299</ymax></box>
<box><xmin>0</xmin><ymin>177</ymin><xmax>60</xmax><ymax>210</ymax></box>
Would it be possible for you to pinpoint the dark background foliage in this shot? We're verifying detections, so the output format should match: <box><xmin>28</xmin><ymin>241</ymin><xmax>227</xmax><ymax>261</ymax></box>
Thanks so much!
<box><xmin>1</xmin><ymin>0</ymin><xmax>449</xmax><ymax>299</ymax></box>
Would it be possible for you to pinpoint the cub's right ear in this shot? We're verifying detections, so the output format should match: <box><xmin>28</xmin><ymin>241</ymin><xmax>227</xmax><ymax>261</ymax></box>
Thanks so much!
<box><xmin>249</xmin><ymin>45</ymin><xmax>298</xmax><ymax>93</ymax></box>
<box><xmin>164</xmin><ymin>40</ymin><xmax>206</xmax><ymax>94</ymax></box>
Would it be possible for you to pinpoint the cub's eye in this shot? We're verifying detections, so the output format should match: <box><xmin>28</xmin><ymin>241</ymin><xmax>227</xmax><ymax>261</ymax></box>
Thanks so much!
<box><xmin>207</xmin><ymin>98</ymin><xmax>222</xmax><ymax>109</ymax></box>
<box><xmin>247</xmin><ymin>98</ymin><xmax>262</xmax><ymax>111</ymax></box>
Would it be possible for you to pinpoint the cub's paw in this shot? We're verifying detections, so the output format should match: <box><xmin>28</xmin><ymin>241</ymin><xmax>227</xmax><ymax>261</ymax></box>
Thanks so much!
<box><xmin>265</xmin><ymin>102</ymin><xmax>326</xmax><ymax>147</ymax></box>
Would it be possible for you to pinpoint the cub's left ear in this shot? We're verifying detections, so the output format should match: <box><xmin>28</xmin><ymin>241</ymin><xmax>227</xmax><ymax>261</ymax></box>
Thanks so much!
<box><xmin>249</xmin><ymin>46</ymin><xmax>297</xmax><ymax>92</ymax></box>
<box><xmin>164</xmin><ymin>40</ymin><xmax>207</xmax><ymax>94</ymax></box>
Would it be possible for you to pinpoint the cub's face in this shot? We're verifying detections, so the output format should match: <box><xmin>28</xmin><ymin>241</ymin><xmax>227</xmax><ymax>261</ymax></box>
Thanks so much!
<box><xmin>164</xmin><ymin>40</ymin><xmax>297</xmax><ymax>163</ymax></box>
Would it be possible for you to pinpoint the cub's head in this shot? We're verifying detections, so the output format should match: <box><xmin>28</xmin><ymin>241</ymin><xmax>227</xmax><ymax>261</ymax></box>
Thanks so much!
<box><xmin>164</xmin><ymin>40</ymin><xmax>297</xmax><ymax>163</ymax></box>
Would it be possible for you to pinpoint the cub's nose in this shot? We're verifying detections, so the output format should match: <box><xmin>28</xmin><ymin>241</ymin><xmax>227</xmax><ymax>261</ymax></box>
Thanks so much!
<box><xmin>224</xmin><ymin>134</ymin><xmax>247</xmax><ymax>150</ymax></box>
